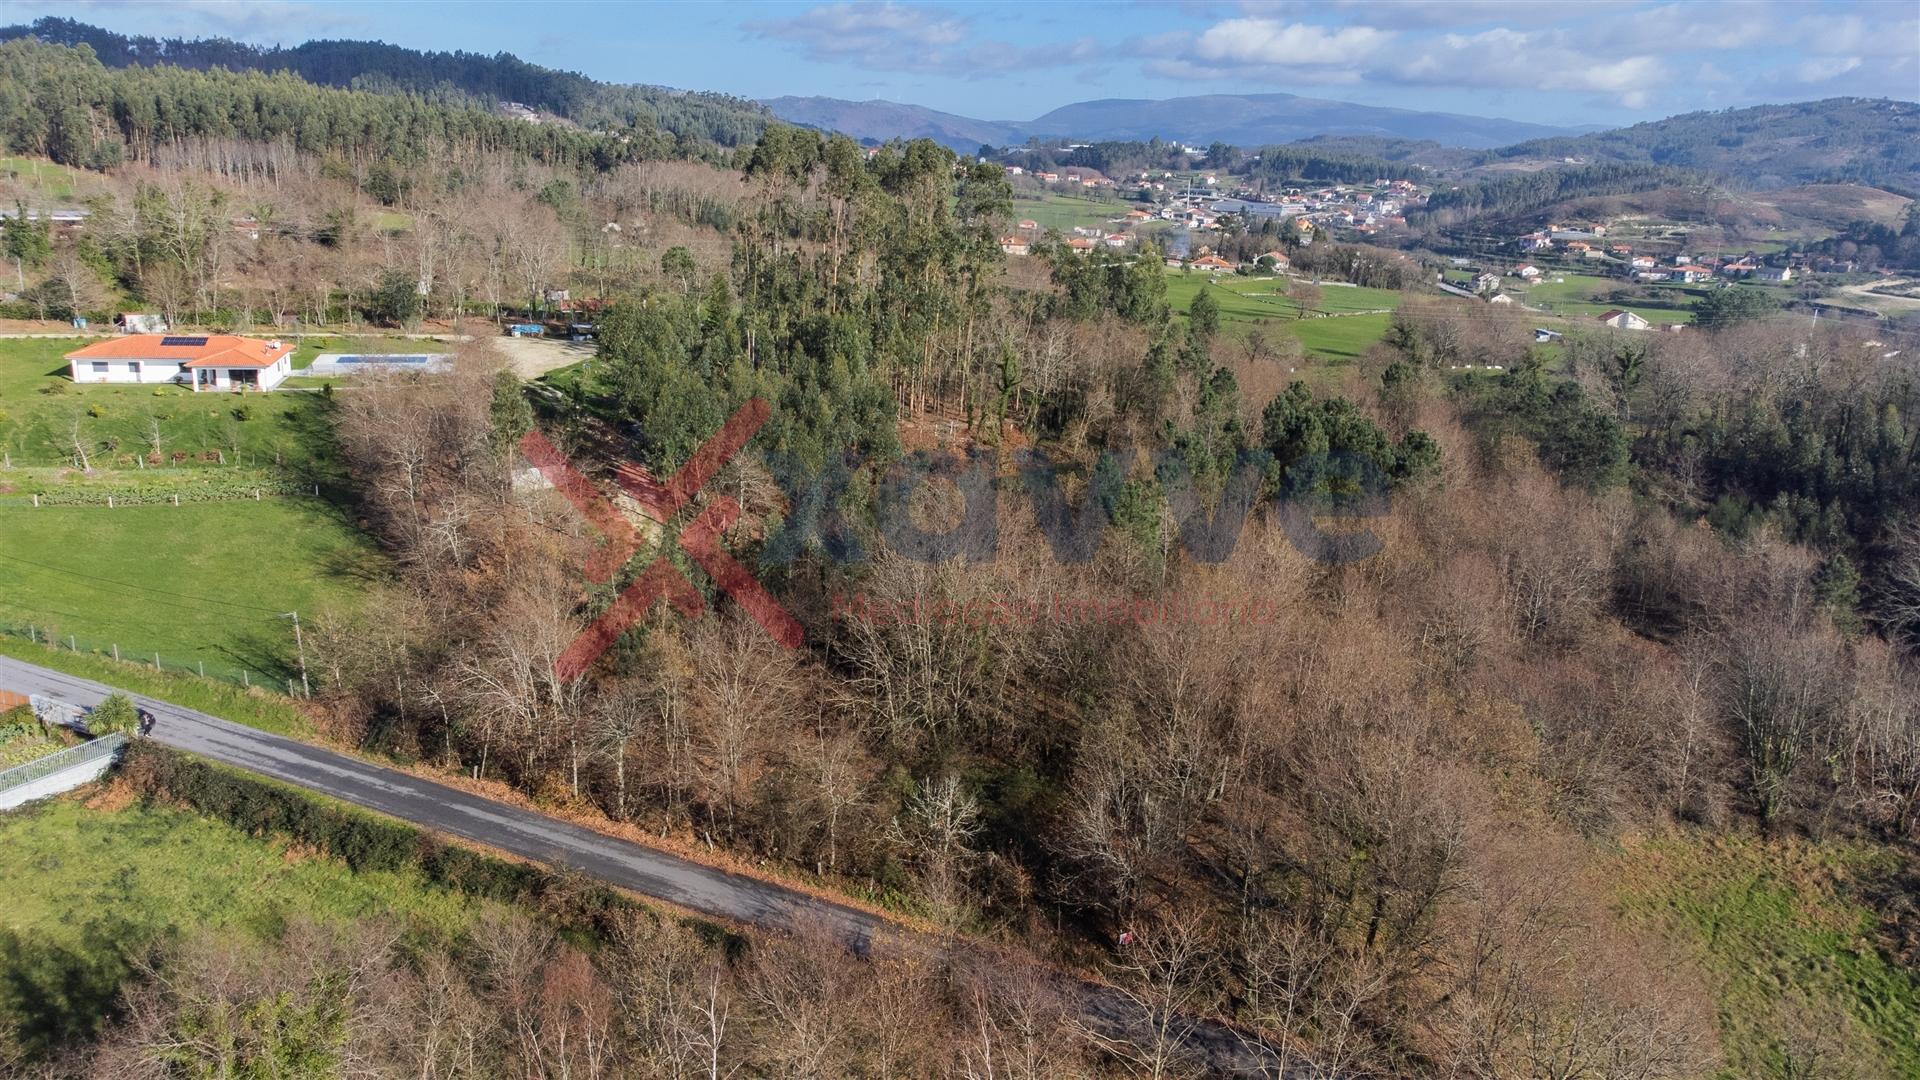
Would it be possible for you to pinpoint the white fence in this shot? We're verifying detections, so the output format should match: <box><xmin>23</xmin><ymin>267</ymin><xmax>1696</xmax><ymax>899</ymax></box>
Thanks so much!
<box><xmin>0</xmin><ymin>734</ymin><xmax>128</xmax><ymax>810</ymax></box>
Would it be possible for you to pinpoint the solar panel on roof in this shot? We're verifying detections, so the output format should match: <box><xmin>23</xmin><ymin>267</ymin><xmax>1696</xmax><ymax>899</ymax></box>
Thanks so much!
<box><xmin>160</xmin><ymin>336</ymin><xmax>209</xmax><ymax>346</ymax></box>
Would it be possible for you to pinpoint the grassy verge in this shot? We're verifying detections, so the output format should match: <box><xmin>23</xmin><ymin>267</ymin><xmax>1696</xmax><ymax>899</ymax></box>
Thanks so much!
<box><xmin>0</xmin><ymin>498</ymin><xmax>381</xmax><ymax>682</ymax></box>
<box><xmin>1613</xmin><ymin>834</ymin><xmax>1920</xmax><ymax>1079</ymax></box>
<box><xmin>0</xmin><ymin>635</ymin><xmax>312</xmax><ymax>737</ymax></box>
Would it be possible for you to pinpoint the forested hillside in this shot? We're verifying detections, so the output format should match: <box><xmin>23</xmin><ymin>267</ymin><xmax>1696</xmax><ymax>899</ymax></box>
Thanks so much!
<box><xmin>0</xmin><ymin>38</ymin><xmax>691</xmax><ymax>170</ymax></box>
<box><xmin>1415</xmin><ymin>162</ymin><xmax>1703</xmax><ymax>226</ymax></box>
<box><xmin>0</xmin><ymin>16</ymin><xmax>770</xmax><ymax>148</ymax></box>
<box><xmin>1481</xmin><ymin>97</ymin><xmax>1920</xmax><ymax>192</ymax></box>
<box><xmin>2</xmin><ymin>25</ymin><xmax>1919</xmax><ymax>1079</ymax></box>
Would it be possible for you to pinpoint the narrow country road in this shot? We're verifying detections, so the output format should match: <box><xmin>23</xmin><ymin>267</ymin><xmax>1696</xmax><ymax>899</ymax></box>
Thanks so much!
<box><xmin>0</xmin><ymin>655</ymin><xmax>881</xmax><ymax>946</ymax></box>
<box><xmin>0</xmin><ymin>653</ymin><xmax>1308</xmax><ymax>1076</ymax></box>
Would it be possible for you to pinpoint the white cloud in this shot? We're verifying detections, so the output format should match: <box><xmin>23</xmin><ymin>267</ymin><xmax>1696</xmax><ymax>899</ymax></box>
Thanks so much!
<box><xmin>747</xmin><ymin>2</ymin><xmax>968</xmax><ymax>62</ymax></box>
<box><xmin>746</xmin><ymin>2</ymin><xmax>1099</xmax><ymax>77</ymax></box>
<box><xmin>1190</xmin><ymin>18</ymin><xmax>1391</xmax><ymax>66</ymax></box>
<box><xmin>1790</xmin><ymin>56</ymin><xmax>1865</xmax><ymax>83</ymax></box>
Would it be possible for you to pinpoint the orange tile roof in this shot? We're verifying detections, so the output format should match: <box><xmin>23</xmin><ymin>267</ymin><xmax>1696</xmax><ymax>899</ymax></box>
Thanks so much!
<box><xmin>66</xmin><ymin>335</ymin><xmax>294</xmax><ymax>369</ymax></box>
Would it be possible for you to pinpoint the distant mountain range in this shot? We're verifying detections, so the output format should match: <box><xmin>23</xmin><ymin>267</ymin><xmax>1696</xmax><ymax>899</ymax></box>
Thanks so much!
<box><xmin>763</xmin><ymin>93</ymin><xmax>1590</xmax><ymax>151</ymax></box>
<box><xmin>1479</xmin><ymin>98</ymin><xmax>1920</xmax><ymax>193</ymax></box>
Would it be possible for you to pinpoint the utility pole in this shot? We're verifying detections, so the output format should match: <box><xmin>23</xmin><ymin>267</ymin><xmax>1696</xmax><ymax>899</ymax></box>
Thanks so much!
<box><xmin>284</xmin><ymin>611</ymin><xmax>310</xmax><ymax>698</ymax></box>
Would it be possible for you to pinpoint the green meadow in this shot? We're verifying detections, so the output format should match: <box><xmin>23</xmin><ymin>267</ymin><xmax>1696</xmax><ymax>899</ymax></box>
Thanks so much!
<box><xmin>0</xmin><ymin>499</ymin><xmax>379</xmax><ymax>687</ymax></box>
<box><xmin>1166</xmin><ymin>273</ymin><xmax>1406</xmax><ymax>362</ymax></box>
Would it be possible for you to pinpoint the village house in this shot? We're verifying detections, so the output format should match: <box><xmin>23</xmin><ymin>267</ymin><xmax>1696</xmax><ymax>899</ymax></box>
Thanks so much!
<box><xmin>1512</xmin><ymin>264</ymin><xmax>1543</xmax><ymax>280</ymax></box>
<box><xmin>1597</xmin><ymin>309</ymin><xmax>1650</xmax><ymax>331</ymax></box>
<box><xmin>1520</xmin><ymin>234</ymin><xmax>1553</xmax><ymax>252</ymax></box>
<box><xmin>1257</xmin><ymin>250</ymin><xmax>1291</xmax><ymax>270</ymax></box>
<box><xmin>1065</xmin><ymin>237</ymin><xmax>1098</xmax><ymax>256</ymax></box>
<box><xmin>1630</xmin><ymin>255</ymin><xmax>1657</xmax><ymax>269</ymax></box>
<box><xmin>1610</xmin><ymin>244</ymin><xmax>1633</xmax><ymax>256</ymax></box>
<box><xmin>1755</xmin><ymin>266</ymin><xmax>1794</xmax><ymax>282</ymax></box>
<box><xmin>1667</xmin><ymin>266</ymin><xmax>1710</xmax><ymax>283</ymax></box>
<box><xmin>1488</xmin><ymin>293</ymin><xmax>1515</xmax><ymax>305</ymax></box>
<box><xmin>1472</xmin><ymin>272</ymin><xmax>1502</xmax><ymax>293</ymax></box>
<box><xmin>65</xmin><ymin>335</ymin><xmax>295</xmax><ymax>392</ymax></box>
<box><xmin>1721</xmin><ymin>259</ymin><xmax>1758</xmax><ymax>276</ymax></box>
<box><xmin>1189</xmin><ymin>254</ymin><xmax>1234</xmax><ymax>273</ymax></box>
<box><xmin>1103</xmin><ymin>233</ymin><xmax>1130</xmax><ymax>249</ymax></box>
<box><xmin>1017</xmin><ymin>219</ymin><xmax>1039</xmax><ymax>231</ymax></box>
<box><xmin>1564</xmin><ymin>241</ymin><xmax>1591</xmax><ymax>255</ymax></box>
<box><xmin>998</xmin><ymin>235</ymin><xmax>1030</xmax><ymax>256</ymax></box>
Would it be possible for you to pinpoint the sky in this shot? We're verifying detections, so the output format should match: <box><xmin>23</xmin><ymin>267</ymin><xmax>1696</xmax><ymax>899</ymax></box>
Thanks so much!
<box><xmin>11</xmin><ymin>0</ymin><xmax>1920</xmax><ymax>128</ymax></box>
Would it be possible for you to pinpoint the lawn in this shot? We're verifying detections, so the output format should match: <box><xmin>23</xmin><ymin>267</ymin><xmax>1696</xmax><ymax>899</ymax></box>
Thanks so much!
<box><xmin>0</xmin><ymin>498</ymin><xmax>381</xmax><ymax>688</ymax></box>
<box><xmin>0</xmin><ymin>797</ymin><xmax>490</xmax><ymax>1053</ymax></box>
<box><xmin>1166</xmin><ymin>273</ymin><xmax>1406</xmax><ymax>362</ymax></box>
<box><xmin>1613</xmin><ymin>835</ymin><xmax>1920</xmax><ymax>1080</ymax></box>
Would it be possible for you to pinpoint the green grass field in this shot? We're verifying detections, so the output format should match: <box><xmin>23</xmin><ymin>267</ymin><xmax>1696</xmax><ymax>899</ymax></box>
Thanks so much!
<box><xmin>0</xmin><ymin>797</ymin><xmax>489</xmax><ymax>1053</ymax></box>
<box><xmin>1520</xmin><ymin>273</ymin><xmax>1697</xmax><ymax>325</ymax></box>
<box><xmin>1166</xmin><ymin>274</ymin><xmax>1405</xmax><ymax>362</ymax></box>
<box><xmin>0</xmin><ymin>499</ymin><xmax>380</xmax><ymax>686</ymax></box>
<box><xmin>1615</xmin><ymin>835</ymin><xmax>1920</xmax><ymax>1079</ymax></box>
<box><xmin>0</xmin><ymin>155</ymin><xmax>79</xmax><ymax>201</ymax></box>
<box><xmin>1012</xmin><ymin>191</ymin><xmax>1138</xmax><ymax>233</ymax></box>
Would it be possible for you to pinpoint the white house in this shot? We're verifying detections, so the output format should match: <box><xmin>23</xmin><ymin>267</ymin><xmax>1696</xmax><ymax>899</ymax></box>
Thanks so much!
<box><xmin>1513</xmin><ymin>264</ymin><xmax>1542</xmax><ymax>280</ymax></box>
<box><xmin>1756</xmin><ymin>266</ymin><xmax>1793</xmax><ymax>282</ymax></box>
<box><xmin>1488</xmin><ymin>293</ymin><xmax>1515</xmax><ymax>305</ymax></box>
<box><xmin>65</xmin><ymin>335</ymin><xmax>295</xmax><ymax>392</ymax></box>
<box><xmin>999</xmin><ymin>235</ymin><xmax>1030</xmax><ymax>256</ymax></box>
<box><xmin>1597</xmin><ymin>309</ymin><xmax>1650</xmax><ymax>331</ymax></box>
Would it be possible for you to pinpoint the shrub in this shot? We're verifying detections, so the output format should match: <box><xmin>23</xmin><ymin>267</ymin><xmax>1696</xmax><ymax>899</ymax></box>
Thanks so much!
<box><xmin>87</xmin><ymin>403</ymin><xmax>106</xmax><ymax>418</ymax></box>
<box><xmin>86</xmin><ymin>693</ymin><xmax>139</xmax><ymax>736</ymax></box>
<box><xmin>232</xmin><ymin>403</ymin><xmax>255</xmax><ymax>422</ymax></box>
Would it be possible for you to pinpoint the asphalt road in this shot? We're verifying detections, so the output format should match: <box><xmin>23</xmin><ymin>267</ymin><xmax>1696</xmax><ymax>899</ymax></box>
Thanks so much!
<box><xmin>1</xmin><ymin>653</ymin><xmax>1308</xmax><ymax>1075</ymax></box>
<box><xmin>0</xmin><ymin>654</ymin><xmax>881</xmax><ymax>946</ymax></box>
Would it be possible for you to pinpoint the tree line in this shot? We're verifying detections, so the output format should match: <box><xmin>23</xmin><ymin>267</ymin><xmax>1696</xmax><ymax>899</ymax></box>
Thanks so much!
<box><xmin>2</xmin><ymin>17</ymin><xmax>771</xmax><ymax>149</ymax></box>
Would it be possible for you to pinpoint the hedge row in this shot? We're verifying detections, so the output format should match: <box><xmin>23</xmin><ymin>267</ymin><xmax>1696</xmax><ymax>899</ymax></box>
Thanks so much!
<box><xmin>14</xmin><ymin>476</ymin><xmax>310</xmax><ymax>506</ymax></box>
<box><xmin>121</xmin><ymin>745</ymin><xmax>649</xmax><ymax>934</ymax></box>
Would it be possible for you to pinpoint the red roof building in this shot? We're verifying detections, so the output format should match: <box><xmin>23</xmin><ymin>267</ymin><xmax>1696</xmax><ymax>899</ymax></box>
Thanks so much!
<box><xmin>65</xmin><ymin>335</ymin><xmax>296</xmax><ymax>392</ymax></box>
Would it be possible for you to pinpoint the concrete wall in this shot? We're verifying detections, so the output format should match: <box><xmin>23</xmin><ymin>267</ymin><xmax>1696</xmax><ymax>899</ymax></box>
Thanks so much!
<box><xmin>69</xmin><ymin>359</ymin><xmax>187</xmax><ymax>385</ymax></box>
<box><xmin>0</xmin><ymin>735</ymin><xmax>127</xmax><ymax>811</ymax></box>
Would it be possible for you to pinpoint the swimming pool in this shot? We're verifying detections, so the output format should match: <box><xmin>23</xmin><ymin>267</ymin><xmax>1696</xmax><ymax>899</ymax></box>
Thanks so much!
<box><xmin>307</xmin><ymin>353</ymin><xmax>448</xmax><ymax>374</ymax></box>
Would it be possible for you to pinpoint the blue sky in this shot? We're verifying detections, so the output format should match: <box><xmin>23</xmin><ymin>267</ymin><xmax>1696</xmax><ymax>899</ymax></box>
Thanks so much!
<box><xmin>15</xmin><ymin>0</ymin><xmax>1920</xmax><ymax>127</ymax></box>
